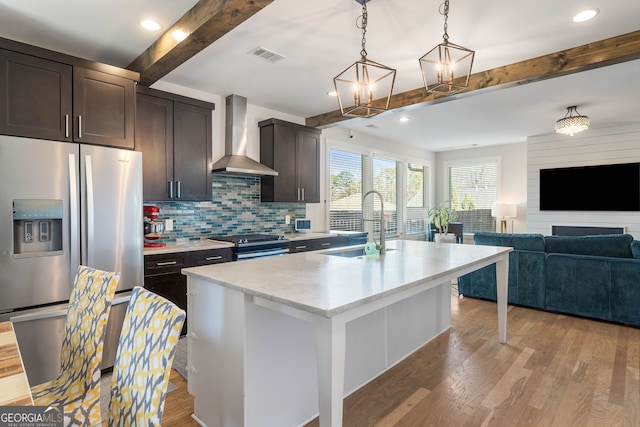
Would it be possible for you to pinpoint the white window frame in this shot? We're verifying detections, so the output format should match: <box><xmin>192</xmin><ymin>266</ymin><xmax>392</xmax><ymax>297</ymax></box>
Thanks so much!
<box><xmin>443</xmin><ymin>156</ymin><xmax>503</xmax><ymax>234</ymax></box>
<box><xmin>326</xmin><ymin>138</ymin><xmax>433</xmax><ymax>238</ymax></box>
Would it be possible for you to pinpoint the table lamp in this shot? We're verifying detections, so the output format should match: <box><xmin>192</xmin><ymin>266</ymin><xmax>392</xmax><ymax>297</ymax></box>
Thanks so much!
<box><xmin>491</xmin><ymin>203</ymin><xmax>516</xmax><ymax>233</ymax></box>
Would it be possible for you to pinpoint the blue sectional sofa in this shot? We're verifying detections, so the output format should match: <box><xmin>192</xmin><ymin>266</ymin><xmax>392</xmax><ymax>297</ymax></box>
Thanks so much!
<box><xmin>458</xmin><ymin>232</ymin><xmax>640</xmax><ymax>327</ymax></box>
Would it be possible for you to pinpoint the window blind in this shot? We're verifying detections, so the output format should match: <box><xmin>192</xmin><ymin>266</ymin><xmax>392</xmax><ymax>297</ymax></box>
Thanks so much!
<box><xmin>448</xmin><ymin>162</ymin><xmax>497</xmax><ymax>233</ymax></box>
<box><xmin>329</xmin><ymin>149</ymin><xmax>364</xmax><ymax>231</ymax></box>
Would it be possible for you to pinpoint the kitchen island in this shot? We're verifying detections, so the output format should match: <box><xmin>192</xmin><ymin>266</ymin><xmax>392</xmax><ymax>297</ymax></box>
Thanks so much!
<box><xmin>182</xmin><ymin>239</ymin><xmax>511</xmax><ymax>427</ymax></box>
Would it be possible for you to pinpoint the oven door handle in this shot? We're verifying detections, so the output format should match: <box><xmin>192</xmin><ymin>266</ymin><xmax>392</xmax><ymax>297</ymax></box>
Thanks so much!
<box><xmin>236</xmin><ymin>248</ymin><xmax>290</xmax><ymax>260</ymax></box>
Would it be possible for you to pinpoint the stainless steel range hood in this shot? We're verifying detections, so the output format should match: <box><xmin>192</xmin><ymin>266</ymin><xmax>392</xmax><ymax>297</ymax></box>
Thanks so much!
<box><xmin>211</xmin><ymin>94</ymin><xmax>278</xmax><ymax>176</ymax></box>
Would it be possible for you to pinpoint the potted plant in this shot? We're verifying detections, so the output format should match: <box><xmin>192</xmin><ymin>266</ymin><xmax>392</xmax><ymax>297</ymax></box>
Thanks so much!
<box><xmin>428</xmin><ymin>201</ymin><xmax>457</xmax><ymax>242</ymax></box>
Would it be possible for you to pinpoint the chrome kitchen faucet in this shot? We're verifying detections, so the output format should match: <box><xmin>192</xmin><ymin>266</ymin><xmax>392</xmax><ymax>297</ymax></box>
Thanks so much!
<box><xmin>362</xmin><ymin>190</ymin><xmax>385</xmax><ymax>254</ymax></box>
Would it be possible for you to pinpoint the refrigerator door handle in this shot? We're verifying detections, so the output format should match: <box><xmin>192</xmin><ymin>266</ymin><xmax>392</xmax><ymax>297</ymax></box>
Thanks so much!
<box><xmin>69</xmin><ymin>154</ymin><xmax>80</xmax><ymax>275</ymax></box>
<box><xmin>85</xmin><ymin>154</ymin><xmax>95</xmax><ymax>266</ymax></box>
<box><xmin>10</xmin><ymin>307</ymin><xmax>68</xmax><ymax>323</ymax></box>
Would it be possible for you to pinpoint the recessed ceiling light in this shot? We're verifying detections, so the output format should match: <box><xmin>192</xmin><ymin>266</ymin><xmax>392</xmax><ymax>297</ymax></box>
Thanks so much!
<box><xmin>398</xmin><ymin>116</ymin><xmax>410</xmax><ymax>122</ymax></box>
<box><xmin>172</xmin><ymin>29</ymin><xmax>189</xmax><ymax>42</ymax></box>
<box><xmin>327</xmin><ymin>90</ymin><xmax>337</xmax><ymax>97</ymax></box>
<box><xmin>573</xmin><ymin>8</ymin><xmax>599</xmax><ymax>23</ymax></box>
<box><xmin>139</xmin><ymin>19</ymin><xmax>161</xmax><ymax>31</ymax></box>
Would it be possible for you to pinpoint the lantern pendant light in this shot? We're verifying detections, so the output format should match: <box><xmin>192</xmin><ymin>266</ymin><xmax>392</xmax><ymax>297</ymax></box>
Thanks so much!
<box><xmin>333</xmin><ymin>0</ymin><xmax>396</xmax><ymax>118</ymax></box>
<box><xmin>419</xmin><ymin>0</ymin><xmax>474</xmax><ymax>95</ymax></box>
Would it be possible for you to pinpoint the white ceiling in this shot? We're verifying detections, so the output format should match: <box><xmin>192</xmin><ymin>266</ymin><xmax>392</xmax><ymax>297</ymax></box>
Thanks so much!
<box><xmin>0</xmin><ymin>0</ymin><xmax>638</xmax><ymax>151</ymax></box>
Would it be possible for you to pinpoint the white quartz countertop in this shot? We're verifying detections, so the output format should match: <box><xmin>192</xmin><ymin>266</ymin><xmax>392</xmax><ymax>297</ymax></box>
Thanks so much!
<box><xmin>144</xmin><ymin>238</ymin><xmax>234</xmax><ymax>255</ymax></box>
<box><xmin>182</xmin><ymin>240</ymin><xmax>511</xmax><ymax>318</ymax></box>
<box><xmin>145</xmin><ymin>233</ymin><xmax>336</xmax><ymax>255</ymax></box>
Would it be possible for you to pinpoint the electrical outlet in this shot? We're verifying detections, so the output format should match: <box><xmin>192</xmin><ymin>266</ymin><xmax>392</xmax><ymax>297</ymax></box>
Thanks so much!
<box><xmin>165</xmin><ymin>218</ymin><xmax>174</xmax><ymax>231</ymax></box>
<box><xmin>285</xmin><ymin>215</ymin><xmax>291</xmax><ymax>225</ymax></box>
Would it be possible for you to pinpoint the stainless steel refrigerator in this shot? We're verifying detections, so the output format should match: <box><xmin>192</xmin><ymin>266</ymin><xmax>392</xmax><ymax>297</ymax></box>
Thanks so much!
<box><xmin>0</xmin><ymin>135</ymin><xmax>143</xmax><ymax>386</ymax></box>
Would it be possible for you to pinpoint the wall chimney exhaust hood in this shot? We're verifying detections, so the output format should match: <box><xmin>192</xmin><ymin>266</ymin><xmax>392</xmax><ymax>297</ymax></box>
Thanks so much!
<box><xmin>211</xmin><ymin>94</ymin><xmax>278</xmax><ymax>176</ymax></box>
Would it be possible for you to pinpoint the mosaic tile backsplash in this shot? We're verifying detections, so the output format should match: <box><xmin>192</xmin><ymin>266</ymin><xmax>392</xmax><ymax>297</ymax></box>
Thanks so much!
<box><xmin>146</xmin><ymin>175</ymin><xmax>307</xmax><ymax>243</ymax></box>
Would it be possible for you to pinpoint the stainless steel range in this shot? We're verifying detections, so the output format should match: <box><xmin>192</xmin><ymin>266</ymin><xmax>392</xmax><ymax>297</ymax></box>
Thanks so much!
<box><xmin>210</xmin><ymin>234</ymin><xmax>289</xmax><ymax>260</ymax></box>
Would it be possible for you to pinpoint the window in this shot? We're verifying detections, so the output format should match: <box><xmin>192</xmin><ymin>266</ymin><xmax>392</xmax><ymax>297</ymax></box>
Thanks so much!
<box><xmin>372</xmin><ymin>156</ymin><xmax>398</xmax><ymax>236</ymax></box>
<box><xmin>329</xmin><ymin>146</ymin><xmax>430</xmax><ymax>238</ymax></box>
<box><xmin>406</xmin><ymin>163</ymin><xmax>428</xmax><ymax>235</ymax></box>
<box><xmin>329</xmin><ymin>149</ymin><xmax>364</xmax><ymax>232</ymax></box>
<box><xmin>447</xmin><ymin>159</ymin><xmax>498</xmax><ymax>233</ymax></box>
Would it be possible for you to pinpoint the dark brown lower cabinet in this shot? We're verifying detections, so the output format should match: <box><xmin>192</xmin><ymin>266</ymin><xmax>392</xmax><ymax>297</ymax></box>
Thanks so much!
<box><xmin>287</xmin><ymin>236</ymin><xmax>348</xmax><ymax>254</ymax></box>
<box><xmin>144</xmin><ymin>247</ymin><xmax>233</xmax><ymax>335</ymax></box>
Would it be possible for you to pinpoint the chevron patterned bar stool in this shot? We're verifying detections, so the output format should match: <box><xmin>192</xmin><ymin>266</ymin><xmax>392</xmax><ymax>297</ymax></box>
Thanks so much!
<box><xmin>107</xmin><ymin>286</ymin><xmax>185</xmax><ymax>426</ymax></box>
<box><xmin>31</xmin><ymin>265</ymin><xmax>120</xmax><ymax>426</ymax></box>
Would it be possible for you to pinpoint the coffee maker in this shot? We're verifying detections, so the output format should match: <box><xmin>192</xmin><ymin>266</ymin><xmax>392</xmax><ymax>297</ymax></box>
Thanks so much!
<box><xmin>143</xmin><ymin>205</ymin><xmax>166</xmax><ymax>248</ymax></box>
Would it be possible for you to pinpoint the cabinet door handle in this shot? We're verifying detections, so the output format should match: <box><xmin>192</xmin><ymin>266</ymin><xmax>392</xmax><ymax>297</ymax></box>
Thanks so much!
<box><xmin>297</xmin><ymin>188</ymin><xmax>300</xmax><ymax>201</ymax></box>
<box><xmin>65</xmin><ymin>114</ymin><xmax>69</xmax><ymax>138</ymax></box>
<box><xmin>301</xmin><ymin>187</ymin><xmax>305</xmax><ymax>200</ymax></box>
<box><xmin>176</xmin><ymin>181</ymin><xmax>181</xmax><ymax>199</ymax></box>
<box><xmin>168</xmin><ymin>181</ymin><xmax>174</xmax><ymax>199</ymax></box>
<box><xmin>321</xmin><ymin>242</ymin><xmax>331</xmax><ymax>246</ymax></box>
<box><xmin>205</xmin><ymin>256</ymin><xmax>222</xmax><ymax>261</ymax></box>
<box><xmin>155</xmin><ymin>261</ymin><xmax>177</xmax><ymax>266</ymax></box>
<box><xmin>296</xmin><ymin>245</ymin><xmax>307</xmax><ymax>249</ymax></box>
<box><xmin>78</xmin><ymin>115</ymin><xmax>82</xmax><ymax>138</ymax></box>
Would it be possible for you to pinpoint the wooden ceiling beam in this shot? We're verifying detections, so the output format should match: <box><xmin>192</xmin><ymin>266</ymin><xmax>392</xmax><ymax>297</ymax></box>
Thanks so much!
<box><xmin>127</xmin><ymin>0</ymin><xmax>275</xmax><ymax>86</ymax></box>
<box><xmin>306</xmin><ymin>29</ymin><xmax>640</xmax><ymax>128</ymax></box>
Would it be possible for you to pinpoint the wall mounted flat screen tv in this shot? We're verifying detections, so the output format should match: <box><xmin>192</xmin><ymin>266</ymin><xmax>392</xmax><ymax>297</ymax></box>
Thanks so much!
<box><xmin>540</xmin><ymin>162</ymin><xmax>640</xmax><ymax>211</ymax></box>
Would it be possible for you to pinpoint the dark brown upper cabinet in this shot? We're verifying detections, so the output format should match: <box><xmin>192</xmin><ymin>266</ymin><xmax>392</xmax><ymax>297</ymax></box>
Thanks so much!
<box><xmin>0</xmin><ymin>39</ymin><xmax>137</xmax><ymax>149</ymax></box>
<box><xmin>259</xmin><ymin>118</ymin><xmax>321</xmax><ymax>203</ymax></box>
<box><xmin>136</xmin><ymin>87</ymin><xmax>214</xmax><ymax>201</ymax></box>
<box><xmin>0</xmin><ymin>49</ymin><xmax>73</xmax><ymax>141</ymax></box>
<box><xmin>72</xmin><ymin>67</ymin><xmax>135</xmax><ymax>149</ymax></box>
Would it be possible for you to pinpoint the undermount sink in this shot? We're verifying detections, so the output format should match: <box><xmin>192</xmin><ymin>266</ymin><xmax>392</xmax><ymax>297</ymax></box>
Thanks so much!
<box><xmin>325</xmin><ymin>247</ymin><xmax>395</xmax><ymax>258</ymax></box>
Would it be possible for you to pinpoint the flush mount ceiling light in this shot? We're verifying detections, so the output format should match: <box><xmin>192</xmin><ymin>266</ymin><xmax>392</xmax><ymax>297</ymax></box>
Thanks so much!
<box><xmin>419</xmin><ymin>0</ymin><xmax>475</xmax><ymax>95</ymax></box>
<box><xmin>333</xmin><ymin>0</ymin><xmax>396</xmax><ymax>118</ymax></box>
<box><xmin>555</xmin><ymin>106</ymin><xmax>590</xmax><ymax>136</ymax></box>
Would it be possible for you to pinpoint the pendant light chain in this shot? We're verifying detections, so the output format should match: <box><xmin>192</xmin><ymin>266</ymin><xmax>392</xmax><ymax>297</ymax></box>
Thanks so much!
<box><xmin>360</xmin><ymin>1</ymin><xmax>368</xmax><ymax>60</ymax></box>
<box><xmin>442</xmin><ymin>0</ymin><xmax>450</xmax><ymax>43</ymax></box>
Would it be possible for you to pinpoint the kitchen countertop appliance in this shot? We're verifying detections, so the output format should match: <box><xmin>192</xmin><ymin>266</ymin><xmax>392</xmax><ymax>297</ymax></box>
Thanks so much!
<box><xmin>0</xmin><ymin>135</ymin><xmax>143</xmax><ymax>386</ymax></box>
<box><xmin>209</xmin><ymin>233</ymin><xmax>289</xmax><ymax>260</ymax></box>
<box><xmin>143</xmin><ymin>205</ymin><xmax>166</xmax><ymax>248</ymax></box>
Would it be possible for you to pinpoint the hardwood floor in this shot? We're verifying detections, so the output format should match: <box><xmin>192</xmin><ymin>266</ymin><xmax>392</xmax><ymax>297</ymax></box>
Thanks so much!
<box><xmin>161</xmin><ymin>369</ymin><xmax>199</xmax><ymax>426</ymax></box>
<box><xmin>162</xmin><ymin>290</ymin><xmax>640</xmax><ymax>426</ymax></box>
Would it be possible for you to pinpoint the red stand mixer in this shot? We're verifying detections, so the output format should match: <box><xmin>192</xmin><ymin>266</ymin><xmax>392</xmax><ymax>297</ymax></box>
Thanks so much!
<box><xmin>143</xmin><ymin>205</ymin><xmax>166</xmax><ymax>248</ymax></box>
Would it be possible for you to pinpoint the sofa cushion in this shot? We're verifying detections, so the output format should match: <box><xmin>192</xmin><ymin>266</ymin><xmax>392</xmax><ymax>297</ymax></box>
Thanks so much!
<box><xmin>474</xmin><ymin>232</ymin><xmax>545</xmax><ymax>252</ymax></box>
<box><xmin>631</xmin><ymin>241</ymin><xmax>640</xmax><ymax>259</ymax></box>
<box><xmin>544</xmin><ymin>234</ymin><xmax>634</xmax><ymax>258</ymax></box>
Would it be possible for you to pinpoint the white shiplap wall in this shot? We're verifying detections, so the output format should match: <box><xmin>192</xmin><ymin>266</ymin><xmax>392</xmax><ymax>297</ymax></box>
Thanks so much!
<box><xmin>527</xmin><ymin>123</ymin><xmax>640</xmax><ymax>239</ymax></box>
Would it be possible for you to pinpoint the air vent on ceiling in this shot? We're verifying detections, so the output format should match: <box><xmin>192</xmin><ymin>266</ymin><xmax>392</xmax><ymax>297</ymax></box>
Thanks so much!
<box><xmin>248</xmin><ymin>46</ymin><xmax>285</xmax><ymax>63</ymax></box>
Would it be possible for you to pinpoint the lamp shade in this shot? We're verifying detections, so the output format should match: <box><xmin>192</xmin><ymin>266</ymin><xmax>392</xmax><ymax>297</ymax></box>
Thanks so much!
<box><xmin>491</xmin><ymin>203</ymin><xmax>516</xmax><ymax>218</ymax></box>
